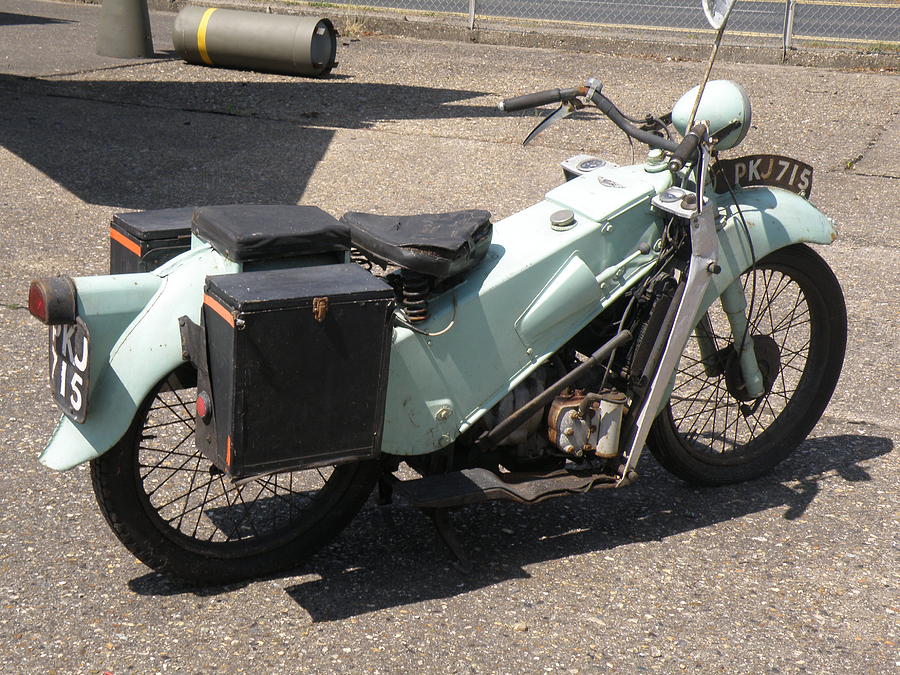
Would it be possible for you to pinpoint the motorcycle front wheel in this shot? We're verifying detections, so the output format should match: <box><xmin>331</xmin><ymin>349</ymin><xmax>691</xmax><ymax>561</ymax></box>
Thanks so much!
<box><xmin>90</xmin><ymin>370</ymin><xmax>380</xmax><ymax>584</ymax></box>
<box><xmin>648</xmin><ymin>244</ymin><xmax>847</xmax><ymax>486</ymax></box>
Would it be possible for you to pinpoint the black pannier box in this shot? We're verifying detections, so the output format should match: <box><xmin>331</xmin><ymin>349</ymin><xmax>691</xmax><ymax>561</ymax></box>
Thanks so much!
<box><xmin>109</xmin><ymin>207</ymin><xmax>193</xmax><ymax>274</ymax></box>
<box><xmin>197</xmin><ymin>264</ymin><xmax>396</xmax><ymax>479</ymax></box>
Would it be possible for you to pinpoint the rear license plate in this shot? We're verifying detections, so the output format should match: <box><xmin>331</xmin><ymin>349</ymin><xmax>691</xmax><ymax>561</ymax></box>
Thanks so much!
<box><xmin>49</xmin><ymin>320</ymin><xmax>90</xmax><ymax>422</ymax></box>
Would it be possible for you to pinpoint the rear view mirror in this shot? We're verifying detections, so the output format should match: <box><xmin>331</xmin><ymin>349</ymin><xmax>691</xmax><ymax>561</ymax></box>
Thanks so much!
<box><xmin>702</xmin><ymin>0</ymin><xmax>737</xmax><ymax>29</ymax></box>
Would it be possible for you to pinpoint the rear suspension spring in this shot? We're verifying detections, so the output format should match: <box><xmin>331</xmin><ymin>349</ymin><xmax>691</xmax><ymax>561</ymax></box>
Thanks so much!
<box><xmin>350</xmin><ymin>247</ymin><xmax>372</xmax><ymax>271</ymax></box>
<box><xmin>401</xmin><ymin>271</ymin><xmax>430</xmax><ymax>323</ymax></box>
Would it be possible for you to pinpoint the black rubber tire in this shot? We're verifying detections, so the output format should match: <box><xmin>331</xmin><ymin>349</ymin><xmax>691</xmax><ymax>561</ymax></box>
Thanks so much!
<box><xmin>648</xmin><ymin>244</ymin><xmax>846</xmax><ymax>486</ymax></box>
<box><xmin>90</xmin><ymin>372</ymin><xmax>380</xmax><ymax>584</ymax></box>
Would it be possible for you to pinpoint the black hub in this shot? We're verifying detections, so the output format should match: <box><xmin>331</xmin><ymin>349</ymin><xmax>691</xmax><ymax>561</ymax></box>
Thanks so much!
<box><xmin>723</xmin><ymin>334</ymin><xmax>781</xmax><ymax>402</ymax></box>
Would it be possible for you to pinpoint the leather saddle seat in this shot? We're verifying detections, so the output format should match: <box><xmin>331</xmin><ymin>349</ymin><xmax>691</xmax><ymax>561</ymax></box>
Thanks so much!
<box><xmin>340</xmin><ymin>209</ymin><xmax>493</xmax><ymax>280</ymax></box>
<box><xmin>192</xmin><ymin>204</ymin><xmax>350</xmax><ymax>262</ymax></box>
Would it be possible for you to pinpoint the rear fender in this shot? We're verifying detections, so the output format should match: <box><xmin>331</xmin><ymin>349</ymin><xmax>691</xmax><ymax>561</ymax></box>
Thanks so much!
<box><xmin>39</xmin><ymin>246</ymin><xmax>238</xmax><ymax>470</ymax></box>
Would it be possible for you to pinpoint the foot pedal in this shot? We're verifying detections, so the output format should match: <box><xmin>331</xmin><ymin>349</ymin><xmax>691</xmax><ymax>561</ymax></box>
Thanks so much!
<box><xmin>392</xmin><ymin>467</ymin><xmax>626</xmax><ymax>509</ymax></box>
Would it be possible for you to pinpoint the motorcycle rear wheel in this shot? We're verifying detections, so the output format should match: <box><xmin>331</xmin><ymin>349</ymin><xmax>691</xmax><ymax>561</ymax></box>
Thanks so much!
<box><xmin>648</xmin><ymin>244</ymin><xmax>846</xmax><ymax>486</ymax></box>
<box><xmin>90</xmin><ymin>370</ymin><xmax>380</xmax><ymax>584</ymax></box>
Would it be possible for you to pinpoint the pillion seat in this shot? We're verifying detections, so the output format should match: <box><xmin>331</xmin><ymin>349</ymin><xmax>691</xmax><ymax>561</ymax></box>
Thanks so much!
<box><xmin>340</xmin><ymin>210</ymin><xmax>493</xmax><ymax>280</ymax></box>
<box><xmin>191</xmin><ymin>204</ymin><xmax>350</xmax><ymax>262</ymax></box>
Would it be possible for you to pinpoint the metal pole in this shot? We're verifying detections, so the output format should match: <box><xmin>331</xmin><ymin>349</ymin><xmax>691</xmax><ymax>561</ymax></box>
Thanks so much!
<box><xmin>782</xmin><ymin>0</ymin><xmax>797</xmax><ymax>61</ymax></box>
<box><xmin>786</xmin><ymin>0</ymin><xmax>798</xmax><ymax>50</ymax></box>
<box><xmin>469</xmin><ymin>0</ymin><xmax>476</xmax><ymax>31</ymax></box>
<box><xmin>97</xmin><ymin>0</ymin><xmax>153</xmax><ymax>58</ymax></box>
<box><xmin>687</xmin><ymin>18</ymin><xmax>728</xmax><ymax>132</ymax></box>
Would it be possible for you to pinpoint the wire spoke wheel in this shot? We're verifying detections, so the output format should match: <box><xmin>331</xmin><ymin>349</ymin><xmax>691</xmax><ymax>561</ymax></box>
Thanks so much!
<box><xmin>649</xmin><ymin>244</ymin><xmax>846</xmax><ymax>485</ymax></box>
<box><xmin>91</xmin><ymin>371</ymin><xmax>380</xmax><ymax>584</ymax></box>
<box><xmin>138</xmin><ymin>384</ymin><xmax>331</xmax><ymax>545</ymax></box>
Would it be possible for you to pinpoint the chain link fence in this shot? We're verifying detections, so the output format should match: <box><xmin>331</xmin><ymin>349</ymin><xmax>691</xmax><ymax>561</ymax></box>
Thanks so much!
<box><xmin>319</xmin><ymin>0</ymin><xmax>899</xmax><ymax>51</ymax></box>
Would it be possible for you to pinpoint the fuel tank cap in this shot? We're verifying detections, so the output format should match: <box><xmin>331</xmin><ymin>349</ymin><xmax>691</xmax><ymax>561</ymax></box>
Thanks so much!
<box><xmin>550</xmin><ymin>209</ymin><xmax>576</xmax><ymax>231</ymax></box>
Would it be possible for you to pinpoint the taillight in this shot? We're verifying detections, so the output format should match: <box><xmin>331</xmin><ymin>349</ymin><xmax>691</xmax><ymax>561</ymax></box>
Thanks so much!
<box><xmin>27</xmin><ymin>277</ymin><xmax>77</xmax><ymax>325</ymax></box>
<box><xmin>27</xmin><ymin>283</ymin><xmax>47</xmax><ymax>322</ymax></box>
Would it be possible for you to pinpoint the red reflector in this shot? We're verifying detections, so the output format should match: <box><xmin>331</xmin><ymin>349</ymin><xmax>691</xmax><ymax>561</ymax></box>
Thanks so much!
<box><xmin>196</xmin><ymin>392</ymin><xmax>212</xmax><ymax>423</ymax></box>
<box><xmin>28</xmin><ymin>281</ymin><xmax>48</xmax><ymax>323</ymax></box>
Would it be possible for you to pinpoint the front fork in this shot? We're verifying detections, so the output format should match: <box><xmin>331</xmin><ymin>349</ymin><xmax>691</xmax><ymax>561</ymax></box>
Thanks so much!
<box><xmin>617</xmin><ymin>145</ymin><xmax>764</xmax><ymax>482</ymax></box>
<box><xmin>695</xmin><ymin>280</ymin><xmax>765</xmax><ymax>399</ymax></box>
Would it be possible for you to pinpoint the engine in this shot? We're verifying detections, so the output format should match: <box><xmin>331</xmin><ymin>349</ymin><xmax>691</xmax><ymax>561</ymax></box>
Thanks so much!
<box><xmin>546</xmin><ymin>389</ymin><xmax>627</xmax><ymax>459</ymax></box>
<box><xmin>479</xmin><ymin>359</ymin><xmax>629</xmax><ymax>472</ymax></box>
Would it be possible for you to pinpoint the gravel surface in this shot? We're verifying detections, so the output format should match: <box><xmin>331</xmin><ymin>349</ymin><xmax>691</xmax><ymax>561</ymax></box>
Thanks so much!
<box><xmin>1</xmin><ymin>1</ymin><xmax>897</xmax><ymax>673</ymax></box>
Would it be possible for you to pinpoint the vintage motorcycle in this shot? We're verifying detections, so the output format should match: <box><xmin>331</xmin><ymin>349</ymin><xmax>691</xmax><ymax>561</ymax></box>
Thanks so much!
<box><xmin>27</xmin><ymin>4</ymin><xmax>846</xmax><ymax>584</ymax></box>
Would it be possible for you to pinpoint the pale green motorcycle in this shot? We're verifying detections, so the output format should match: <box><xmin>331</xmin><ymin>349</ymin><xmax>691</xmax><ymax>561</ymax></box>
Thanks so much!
<box><xmin>28</xmin><ymin>58</ymin><xmax>846</xmax><ymax>583</ymax></box>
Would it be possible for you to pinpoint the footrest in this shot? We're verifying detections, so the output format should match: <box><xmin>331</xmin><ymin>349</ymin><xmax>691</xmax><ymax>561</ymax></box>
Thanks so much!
<box><xmin>392</xmin><ymin>467</ymin><xmax>626</xmax><ymax>508</ymax></box>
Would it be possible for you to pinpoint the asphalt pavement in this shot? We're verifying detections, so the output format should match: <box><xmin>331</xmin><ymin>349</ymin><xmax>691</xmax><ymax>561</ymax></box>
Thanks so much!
<box><xmin>1</xmin><ymin>0</ymin><xmax>898</xmax><ymax>672</ymax></box>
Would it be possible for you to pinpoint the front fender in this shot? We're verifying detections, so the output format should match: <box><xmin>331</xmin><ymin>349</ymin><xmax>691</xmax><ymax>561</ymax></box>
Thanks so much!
<box><xmin>650</xmin><ymin>186</ymin><xmax>836</xmax><ymax>418</ymax></box>
<box><xmin>704</xmin><ymin>186</ymin><xmax>836</xmax><ymax>305</ymax></box>
<box><xmin>39</xmin><ymin>246</ymin><xmax>239</xmax><ymax>471</ymax></box>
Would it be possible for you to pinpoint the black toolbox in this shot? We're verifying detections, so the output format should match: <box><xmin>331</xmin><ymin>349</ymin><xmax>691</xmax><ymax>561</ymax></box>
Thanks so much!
<box><xmin>109</xmin><ymin>207</ymin><xmax>193</xmax><ymax>274</ymax></box>
<box><xmin>197</xmin><ymin>264</ymin><xmax>396</xmax><ymax>478</ymax></box>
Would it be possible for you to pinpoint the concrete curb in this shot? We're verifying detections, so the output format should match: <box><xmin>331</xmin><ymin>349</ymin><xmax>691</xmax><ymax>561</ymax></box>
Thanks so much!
<box><xmin>70</xmin><ymin>0</ymin><xmax>900</xmax><ymax>70</ymax></box>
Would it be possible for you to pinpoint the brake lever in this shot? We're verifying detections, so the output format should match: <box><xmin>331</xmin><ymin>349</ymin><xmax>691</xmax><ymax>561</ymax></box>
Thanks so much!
<box><xmin>522</xmin><ymin>99</ymin><xmax>583</xmax><ymax>146</ymax></box>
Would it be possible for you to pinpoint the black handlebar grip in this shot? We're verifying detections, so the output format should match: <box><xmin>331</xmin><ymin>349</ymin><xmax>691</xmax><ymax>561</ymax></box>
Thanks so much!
<box><xmin>499</xmin><ymin>87</ymin><xmax>579</xmax><ymax>112</ymax></box>
<box><xmin>668</xmin><ymin>123</ymin><xmax>707</xmax><ymax>172</ymax></box>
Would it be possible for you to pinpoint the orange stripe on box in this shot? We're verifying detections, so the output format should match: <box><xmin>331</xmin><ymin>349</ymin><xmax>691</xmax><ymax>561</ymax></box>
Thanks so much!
<box><xmin>109</xmin><ymin>226</ymin><xmax>142</xmax><ymax>257</ymax></box>
<box><xmin>226</xmin><ymin>435</ymin><xmax>232</xmax><ymax>468</ymax></box>
<box><xmin>203</xmin><ymin>294</ymin><xmax>235</xmax><ymax>327</ymax></box>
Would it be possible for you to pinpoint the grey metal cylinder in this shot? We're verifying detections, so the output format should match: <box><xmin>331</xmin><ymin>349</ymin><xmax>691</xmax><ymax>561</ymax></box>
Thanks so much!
<box><xmin>594</xmin><ymin>391</ymin><xmax>626</xmax><ymax>459</ymax></box>
<box><xmin>97</xmin><ymin>0</ymin><xmax>153</xmax><ymax>58</ymax></box>
<box><xmin>173</xmin><ymin>7</ymin><xmax>337</xmax><ymax>77</ymax></box>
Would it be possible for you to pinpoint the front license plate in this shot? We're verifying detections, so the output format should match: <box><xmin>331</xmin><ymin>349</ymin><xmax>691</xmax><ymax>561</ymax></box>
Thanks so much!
<box><xmin>713</xmin><ymin>154</ymin><xmax>814</xmax><ymax>197</ymax></box>
<box><xmin>49</xmin><ymin>320</ymin><xmax>90</xmax><ymax>422</ymax></box>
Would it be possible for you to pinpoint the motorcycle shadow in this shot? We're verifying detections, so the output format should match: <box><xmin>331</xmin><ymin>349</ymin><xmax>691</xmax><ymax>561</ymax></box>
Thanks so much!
<box><xmin>128</xmin><ymin>432</ymin><xmax>892</xmax><ymax>617</ymax></box>
<box><xmin>0</xmin><ymin>73</ymin><xmax>497</xmax><ymax>213</ymax></box>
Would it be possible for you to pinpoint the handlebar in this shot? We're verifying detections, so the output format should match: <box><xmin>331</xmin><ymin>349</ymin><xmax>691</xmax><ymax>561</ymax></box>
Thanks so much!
<box><xmin>498</xmin><ymin>87</ymin><xmax>584</xmax><ymax>112</ymax></box>
<box><xmin>499</xmin><ymin>82</ymin><xmax>682</xmax><ymax>155</ymax></box>
<box><xmin>590</xmin><ymin>91</ymin><xmax>679</xmax><ymax>154</ymax></box>
<box><xmin>668</xmin><ymin>123</ymin><xmax>707</xmax><ymax>172</ymax></box>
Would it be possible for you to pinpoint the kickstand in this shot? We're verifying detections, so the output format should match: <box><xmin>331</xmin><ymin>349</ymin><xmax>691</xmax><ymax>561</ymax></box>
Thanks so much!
<box><xmin>426</xmin><ymin>508</ymin><xmax>473</xmax><ymax>573</ymax></box>
<box><xmin>377</xmin><ymin>476</ymin><xmax>395</xmax><ymax>505</ymax></box>
<box><xmin>376</xmin><ymin>476</ymin><xmax>397</xmax><ymax>529</ymax></box>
